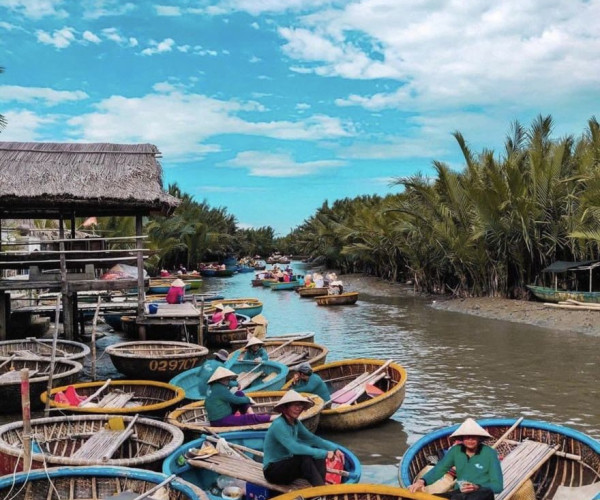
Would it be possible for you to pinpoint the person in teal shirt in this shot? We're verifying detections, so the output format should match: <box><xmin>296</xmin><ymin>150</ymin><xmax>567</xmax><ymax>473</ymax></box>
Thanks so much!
<box><xmin>197</xmin><ymin>349</ymin><xmax>229</xmax><ymax>397</ymax></box>
<box><xmin>290</xmin><ymin>363</ymin><xmax>330</xmax><ymax>403</ymax></box>
<box><xmin>409</xmin><ymin>418</ymin><xmax>503</xmax><ymax>500</ymax></box>
<box><xmin>263</xmin><ymin>390</ymin><xmax>344</xmax><ymax>486</ymax></box>
<box><xmin>240</xmin><ymin>336</ymin><xmax>269</xmax><ymax>362</ymax></box>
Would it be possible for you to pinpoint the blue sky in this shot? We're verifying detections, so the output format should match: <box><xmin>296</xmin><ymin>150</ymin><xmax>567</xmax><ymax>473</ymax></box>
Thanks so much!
<box><xmin>1</xmin><ymin>0</ymin><xmax>599</xmax><ymax>235</ymax></box>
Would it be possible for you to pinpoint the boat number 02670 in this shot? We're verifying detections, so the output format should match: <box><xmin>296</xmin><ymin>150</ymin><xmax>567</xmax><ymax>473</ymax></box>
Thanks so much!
<box><xmin>148</xmin><ymin>359</ymin><xmax>199</xmax><ymax>372</ymax></box>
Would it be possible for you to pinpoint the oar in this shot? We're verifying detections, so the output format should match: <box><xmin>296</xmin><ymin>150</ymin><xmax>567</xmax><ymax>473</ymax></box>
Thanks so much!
<box><xmin>105</xmin><ymin>474</ymin><xmax>177</xmax><ymax>500</ymax></box>
<box><xmin>324</xmin><ymin>360</ymin><xmax>393</xmax><ymax>406</ymax></box>
<box><xmin>234</xmin><ymin>336</ymin><xmax>300</xmax><ymax>381</ymax></box>
<box><xmin>491</xmin><ymin>417</ymin><xmax>524</xmax><ymax>450</ymax></box>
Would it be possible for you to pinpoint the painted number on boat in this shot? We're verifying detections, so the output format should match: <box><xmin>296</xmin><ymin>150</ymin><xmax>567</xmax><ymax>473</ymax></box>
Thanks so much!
<box><xmin>149</xmin><ymin>359</ymin><xmax>199</xmax><ymax>372</ymax></box>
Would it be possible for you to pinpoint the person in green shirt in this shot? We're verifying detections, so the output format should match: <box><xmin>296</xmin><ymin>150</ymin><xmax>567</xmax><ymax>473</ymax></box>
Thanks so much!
<box><xmin>263</xmin><ymin>390</ymin><xmax>344</xmax><ymax>486</ymax></box>
<box><xmin>204</xmin><ymin>366</ymin><xmax>273</xmax><ymax>427</ymax></box>
<box><xmin>197</xmin><ymin>349</ymin><xmax>229</xmax><ymax>397</ymax></box>
<box><xmin>409</xmin><ymin>418</ymin><xmax>503</xmax><ymax>500</ymax></box>
<box><xmin>289</xmin><ymin>363</ymin><xmax>330</xmax><ymax>403</ymax></box>
<box><xmin>240</xmin><ymin>336</ymin><xmax>269</xmax><ymax>362</ymax></box>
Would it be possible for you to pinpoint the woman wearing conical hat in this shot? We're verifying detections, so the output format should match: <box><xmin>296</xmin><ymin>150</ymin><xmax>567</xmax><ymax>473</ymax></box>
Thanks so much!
<box><xmin>204</xmin><ymin>366</ymin><xmax>274</xmax><ymax>427</ymax></box>
<box><xmin>166</xmin><ymin>278</ymin><xmax>186</xmax><ymax>304</ymax></box>
<box><xmin>240</xmin><ymin>336</ymin><xmax>269</xmax><ymax>362</ymax></box>
<box><xmin>263</xmin><ymin>390</ymin><xmax>344</xmax><ymax>487</ymax></box>
<box><xmin>409</xmin><ymin>418</ymin><xmax>503</xmax><ymax>500</ymax></box>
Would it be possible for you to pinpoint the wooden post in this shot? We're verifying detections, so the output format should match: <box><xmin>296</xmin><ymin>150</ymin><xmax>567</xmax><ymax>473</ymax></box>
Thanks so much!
<box><xmin>135</xmin><ymin>215</ymin><xmax>145</xmax><ymax>341</ymax></box>
<box><xmin>21</xmin><ymin>368</ymin><xmax>32</xmax><ymax>472</ymax></box>
<box><xmin>0</xmin><ymin>291</ymin><xmax>7</xmax><ymax>341</ymax></box>
<box><xmin>59</xmin><ymin>216</ymin><xmax>73</xmax><ymax>339</ymax></box>
<box><xmin>44</xmin><ymin>295</ymin><xmax>61</xmax><ymax>416</ymax></box>
<box><xmin>198</xmin><ymin>297</ymin><xmax>205</xmax><ymax>346</ymax></box>
<box><xmin>91</xmin><ymin>296</ymin><xmax>101</xmax><ymax>381</ymax></box>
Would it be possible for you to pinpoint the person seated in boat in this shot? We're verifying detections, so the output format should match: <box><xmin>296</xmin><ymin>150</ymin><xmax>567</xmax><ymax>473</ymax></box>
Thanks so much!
<box><xmin>283</xmin><ymin>272</ymin><xmax>291</xmax><ymax>283</ymax></box>
<box><xmin>263</xmin><ymin>390</ymin><xmax>344</xmax><ymax>486</ymax></box>
<box><xmin>197</xmin><ymin>348</ymin><xmax>229</xmax><ymax>391</ymax></box>
<box><xmin>250</xmin><ymin>314</ymin><xmax>268</xmax><ymax>339</ymax></box>
<box><xmin>211</xmin><ymin>303</ymin><xmax>226</xmax><ymax>325</ymax></box>
<box><xmin>314</xmin><ymin>273</ymin><xmax>324</xmax><ymax>288</ymax></box>
<box><xmin>304</xmin><ymin>274</ymin><xmax>313</xmax><ymax>287</ymax></box>
<box><xmin>408</xmin><ymin>418</ymin><xmax>503</xmax><ymax>500</ymax></box>
<box><xmin>160</xmin><ymin>269</ymin><xmax>170</xmax><ymax>277</ymax></box>
<box><xmin>223</xmin><ymin>306</ymin><xmax>239</xmax><ymax>329</ymax></box>
<box><xmin>240</xmin><ymin>336</ymin><xmax>269</xmax><ymax>362</ymax></box>
<box><xmin>290</xmin><ymin>362</ymin><xmax>330</xmax><ymax>403</ymax></box>
<box><xmin>205</xmin><ymin>366</ymin><xmax>274</xmax><ymax>426</ymax></box>
<box><xmin>165</xmin><ymin>278</ymin><xmax>186</xmax><ymax>304</ymax></box>
<box><xmin>328</xmin><ymin>280</ymin><xmax>343</xmax><ymax>295</ymax></box>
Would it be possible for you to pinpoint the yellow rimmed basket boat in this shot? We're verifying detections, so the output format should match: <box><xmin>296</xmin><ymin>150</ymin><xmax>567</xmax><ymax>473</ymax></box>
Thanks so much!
<box><xmin>231</xmin><ymin>341</ymin><xmax>328</xmax><ymax>369</ymax></box>
<box><xmin>41</xmin><ymin>379</ymin><xmax>185</xmax><ymax>416</ymax></box>
<box><xmin>315</xmin><ymin>291</ymin><xmax>359</xmax><ymax>306</ymax></box>
<box><xmin>106</xmin><ymin>341</ymin><xmax>209</xmax><ymax>381</ymax></box>
<box><xmin>167</xmin><ymin>391</ymin><xmax>324</xmax><ymax>438</ymax></box>
<box><xmin>271</xmin><ymin>483</ymin><xmax>441</xmax><ymax>500</ymax></box>
<box><xmin>284</xmin><ymin>358</ymin><xmax>407</xmax><ymax>431</ymax></box>
<box><xmin>297</xmin><ymin>286</ymin><xmax>329</xmax><ymax>297</ymax></box>
<box><xmin>0</xmin><ymin>414</ymin><xmax>184</xmax><ymax>474</ymax></box>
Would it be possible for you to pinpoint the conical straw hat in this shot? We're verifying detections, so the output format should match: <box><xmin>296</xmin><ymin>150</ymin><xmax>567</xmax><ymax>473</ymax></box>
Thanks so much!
<box><xmin>213</xmin><ymin>303</ymin><xmax>225</xmax><ymax>310</ymax></box>
<box><xmin>171</xmin><ymin>279</ymin><xmax>186</xmax><ymax>287</ymax></box>
<box><xmin>245</xmin><ymin>336</ymin><xmax>264</xmax><ymax>348</ymax></box>
<box><xmin>273</xmin><ymin>390</ymin><xmax>314</xmax><ymax>413</ymax></box>
<box><xmin>222</xmin><ymin>306</ymin><xmax>235</xmax><ymax>314</ymax></box>
<box><xmin>252</xmin><ymin>314</ymin><xmax>268</xmax><ymax>326</ymax></box>
<box><xmin>207</xmin><ymin>366</ymin><xmax>237</xmax><ymax>384</ymax></box>
<box><xmin>450</xmin><ymin>418</ymin><xmax>492</xmax><ymax>438</ymax></box>
<box><xmin>213</xmin><ymin>349</ymin><xmax>229</xmax><ymax>362</ymax></box>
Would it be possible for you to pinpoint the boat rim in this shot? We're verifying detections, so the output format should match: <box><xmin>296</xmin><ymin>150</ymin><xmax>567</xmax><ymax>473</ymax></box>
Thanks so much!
<box><xmin>0</xmin><ymin>358</ymin><xmax>83</xmax><ymax>384</ymax></box>
<box><xmin>106</xmin><ymin>341</ymin><xmax>209</xmax><ymax>359</ymax></box>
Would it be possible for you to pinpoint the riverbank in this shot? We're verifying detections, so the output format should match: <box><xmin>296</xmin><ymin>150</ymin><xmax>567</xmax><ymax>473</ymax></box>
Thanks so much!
<box><xmin>335</xmin><ymin>272</ymin><xmax>600</xmax><ymax>337</ymax></box>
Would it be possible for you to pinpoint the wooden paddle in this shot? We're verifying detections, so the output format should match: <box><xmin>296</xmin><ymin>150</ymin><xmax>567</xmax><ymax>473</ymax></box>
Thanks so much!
<box><xmin>104</xmin><ymin>474</ymin><xmax>176</xmax><ymax>500</ymax></box>
<box><xmin>325</xmin><ymin>360</ymin><xmax>393</xmax><ymax>406</ymax></box>
<box><xmin>232</xmin><ymin>336</ymin><xmax>300</xmax><ymax>381</ymax></box>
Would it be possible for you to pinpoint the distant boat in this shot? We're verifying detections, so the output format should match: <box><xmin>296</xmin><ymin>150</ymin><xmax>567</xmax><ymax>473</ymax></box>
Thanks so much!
<box><xmin>270</xmin><ymin>280</ymin><xmax>302</xmax><ymax>291</ymax></box>
<box><xmin>315</xmin><ymin>292</ymin><xmax>359</xmax><ymax>306</ymax></box>
<box><xmin>528</xmin><ymin>259</ymin><xmax>600</xmax><ymax>303</ymax></box>
<box><xmin>527</xmin><ymin>284</ymin><xmax>600</xmax><ymax>304</ymax></box>
<box><xmin>297</xmin><ymin>286</ymin><xmax>329</xmax><ymax>297</ymax></box>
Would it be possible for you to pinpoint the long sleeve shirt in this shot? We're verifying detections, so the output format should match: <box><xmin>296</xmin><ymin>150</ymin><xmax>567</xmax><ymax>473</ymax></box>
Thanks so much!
<box><xmin>196</xmin><ymin>359</ymin><xmax>224</xmax><ymax>397</ymax></box>
<box><xmin>204</xmin><ymin>382</ymin><xmax>251</xmax><ymax>422</ymax></box>
<box><xmin>422</xmin><ymin>444</ymin><xmax>504</xmax><ymax>493</ymax></box>
<box><xmin>263</xmin><ymin>416</ymin><xmax>338</xmax><ymax>469</ymax></box>
<box><xmin>293</xmin><ymin>373</ymin><xmax>330</xmax><ymax>402</ymax></box>
<box><xmin>240</xmin><ymin>347</ymin><xmax>269</xmax><ymax>362</ymax></box>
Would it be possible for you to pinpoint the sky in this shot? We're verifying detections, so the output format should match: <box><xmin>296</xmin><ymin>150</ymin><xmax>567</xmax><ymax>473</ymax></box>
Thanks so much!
<box><xmin>1</xmin><ymin>1</ymin><xmax>599</xmax><ymax>235</ymax></box>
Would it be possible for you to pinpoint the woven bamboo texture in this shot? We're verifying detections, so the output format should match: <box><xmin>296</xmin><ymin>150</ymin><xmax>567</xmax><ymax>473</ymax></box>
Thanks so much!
<box><xmin>167</xmin><ymin>391</ymin><xmax>324</xmax><ymax>437</ymax></box>
<box><xmin>297</xmin><ymin>286</ymin><xmax>330</xmax><ymax>297</ymax></box>
<box><xmin>0</xmin><ymin>466</ymin><xmax>207</xmax><ymax>500</ymax></box>
<box><xmin>271</xmin><ymin>483</ymin><xmax>443</xmax><ymax>500</ymax></box>
<box><xmin>0</xmin><ymin>358</ymin><xmax>83</xmax><ymax>413</ymax></box>
<box><xmin>206</xmin><ymin>325</ymin><xmax>257</xmax><ymax>347</ymax></box>
<box><xmin>233</xmin><ymin>341</ymin><xmax>328</xmax><ymax>369</ymax></box>
<box><xmin>0</xmin><ymin>338</ymin><xmax>90</xmax><ymax>362</ymax></box>
<box><xmin>315</xmin><ymin>292</ymin><xmax>359</xmax><ymax>306</ymax></box>
<box><xmin>106</xmin><ymin>341</ymin><xmax>209</xmax><ymax>381</ymax></box>
<box><xmin>41</xmin><ymin>380</ymin><xmax>185</xmax><ymax>416</ymax></box>
<box><xmin>401</xmin><ymin>420</ymin><xmax>600</xmax><ymax>500</ymax></box>
<box><xmin>0</xmin><ymin>414</ymin><xmax>184</xmax><ymax>473</ymax></box>
<box><xmin>286</xmin><ymin>358</ymin><xmax>407</xmax><ymax>431</ymax></box>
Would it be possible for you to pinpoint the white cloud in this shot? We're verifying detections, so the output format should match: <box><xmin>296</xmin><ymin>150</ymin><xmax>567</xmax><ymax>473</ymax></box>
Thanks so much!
<box><xmin>0</xmin><ymin>110</ymin><xmax>56</xmax><ymax>141</ymax></box>
<box><xmin>223</xmin><ymin>150</ymin><xmax>346</xmax><ymax>177</ymax></box>
<box><xmin>141</xmin><ymin>38</ymin><xmax>175</xmax><ymax>56</ymax></box>
<box><xmin>82</xmin><ymin>30</ymin><xmax>101</xmax><ymax>43</ymax></box>
<box><xmin>156</xmin><ymin>5</ymin><xmax>181</xmax><ymax>16</ymax></box>
<box><xmin>0</xmin><ymin>0</ymin><xmax>67</xmax><ymax>19</ymax></box>
<box><xmin>249</xmin><ymin>55</ymin><xmax>261</xmax><ymax>63</ymax></box>
<box><xmin>81</xmin><ymin>0</ymin><xmax>136</xmax><ymax>19</ymax></box>
<box><xmin>0</xmin><ymin>85</ymin><xmax>88</xmax><ymax>105</ymax></box>
<box><xmin>66</xmin><ymin>88</ymin><xmax>354</xmax><ymax>161</ymax></box>
<box><xmin>36</xmin><ymin>27</ymin><xmax>76</xmax><ymax>48</ymax></box>
<box><xmin>250</xmin><ymin>22</ymin><xmax>259</xmax><ymax>29</ymax></box>
<box><xmin>296</xmin><ymin>103</ymin><xmax>311</xmax><ymax>110</ymax></box>
<box><xmin>0</xmin><ymin>21</ymin><xmax>19</xmax><ymax>30</ymax></box>
<box><xmin>199</xmin><ymin>0</ymin><xmax>331</xmax><ymax>16</ymax></box>
<box><xmin>101</xmin><ymin>27</ymin><xmax>126</xmax><ymax>44</ymax></box>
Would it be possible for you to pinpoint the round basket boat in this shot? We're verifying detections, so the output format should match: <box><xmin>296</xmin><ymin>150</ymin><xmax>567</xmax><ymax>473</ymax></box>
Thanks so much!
<box><xmin>209</xmin><ymin>298</ymin><xmax>263</xmax><ymax>318</ymax></box>
<box><xmin>167</xmin><ymin>391</ymin><xmax>324</xmax><ymax>438</ymax></box>
<box><xmin>106</xmin><ymin>341</ymin><xmax>209</xmax><ymax>381</ymax></box>
<box><xmin>398</xmin><ymin>418</ymin><xmax>600</xmax><ymax>500</ymax></box>
<box><xmin>0</xmin><ymin>338</ymin><xmax>90</xmax><ymax>362</ymax></box>
<box><xmin>0</xmin><ymin>465</ymin><xmax>207</xmax><ymax>500</ymax></box>
<box><xmin>315</xmin><ymin>292</ymin><xmax>359</xmax><ymax>306</ymax></box>
<box><xmin>205</xmin><ymin>324</ymin><xmax>257</xmax><ymax>348</ymax></box>
<box><xmin>231</xmin><ymin>341</ymin><xmax>328</xmax><ymax>369</ymax></box>
<box><xmin>41</xmin><ymin>379</ymin><xmax>185</xmax><ymax>416</ymax></box>
<box><xmin>0</xmin><ymin>414</ymin><xmax>184</xmax><ymax>474</ymax></box>
<box><xmin>284</xmin><ymin>358</ymin><xmax>407</xmax><ymax>431</ymax></box>
<box><xmin>0</xmin><ymin>357</ymin><xmax>83</xmax><ymax>413</ymax></box>
<box><xmin>271</xmin><ymin>483</ymin><xmax>441</xmax><ymax>500</ymax></box>
<box><xmin>297</xmin><ymin>286</ymin><xmax>329</xmax><ymax>297</ymax></box>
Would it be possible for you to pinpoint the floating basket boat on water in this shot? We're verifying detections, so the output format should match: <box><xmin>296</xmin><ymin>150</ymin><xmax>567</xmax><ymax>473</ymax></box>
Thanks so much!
<box><xmin>0</xmin><ymin>465</ymin><xmax>207</xmax><ymax>500</ymax></box>
<box><xmin>398</xmin><ymin>418</ymin><xmax>600</xmax><ymax>500</ymax></box>
<box><xmin>206</xmin><ymin>322</ymin><xmax>257</xmax><ymax>348</ymax></box>
<box><xmin>271</xmin><ymin>280</ymin><xmax>302</xmax><ymax>291</ymax></box>
<box><xmin>170</xmin><ymin>359</ymin><xmax>289</xmax><ymax>401</ymax></box>
<box><xmin>284</xmin><ymin>358</ymin><xmax>407</xmax><ymax>431</ymax></box>
<box><xmin>297</xmin><ymin>286</ymin><xmax>329</xmax><ymax>297</ymax></box>
<box><xmin>148</xmin><ymin>278</ymin><xmax>193</xmax><ymax>294</ymax></box>
<box><xmin>231</xmin><ymin>340</ymin><xmax>328</xmax><ymax>369</ymax></box>
<box><xmin>229</xmin><ymin>331</ymin><xmax>316</xmax><ymax>348</ymax></box>
<box><xmin>315</xmin><ymin>292</ymin><xmax>359</xmax><ymax>306</ymax></box>
<box><xmin>41</xmin><ymin>379</ymin><xmax>185</xmax><ymax>416</ymax></box>
<box><xmin>0</xmin><ymin>357</ymin><xmax>83</xmax><ymax>413</ymax></box>
<box><xmin>0</xmin><ymin>338</ymin><xmax>90</xmax><ymax>362</ymax></box>
<box><xmin>163</xmin><ymin>430</ymin><xmax>361</xmax><ymax>499</ymax></box>
<box><xmin>271</xmin><ymin>483</ymin><xmax>442</xmax><ymax>500</ymax></box>
<box><xmin>167</xmin><ymin>391</ymin><xmax>324</xmax><ymax>437</ymax></box>
<box><xmin>208</xmin><ymin>298</ymin><xmax>263</xmax><ymax>318</ymax></box>
<box><xmin>0</xmin><ymin>414</ymin><xmax>184</xmax><ymax>473</ymax></box>
<box><xmin>106</xmin><ymin>341</ymin><xmax>209</xmax><ymax>381</ymax></box>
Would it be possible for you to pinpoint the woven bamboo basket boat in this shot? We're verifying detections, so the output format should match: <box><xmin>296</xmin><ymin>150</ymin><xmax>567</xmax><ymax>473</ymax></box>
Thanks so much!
<box><xmin>297</xmin><ymin>286</ymin><xmax>329</xmax><ymax>297</ymax></box>
<box><xmin>398</xmin><ymin>418</ymin><xmax>600</xmax><ymax>500</ymax></box>
<box><xmin>167</xmin><ymin>391</ymin><xmax>324</xmax><ymax>438</ymax></box>
<box><xmin>284</xmin><ymin>358</ymin><xmax>406</xmax><ymax>431</ymax></box>
<box><xmin>315</xmin><ymin>292</ymin><xmax>359</xmax><ymax>306</ymax></box>
<box><xmin>231</xmin><ymin>341</ymin><xmax>328</xmax><ymax>369</ymax></box>
<box><xmin>0</xmin><ymin>466</ymin><xmax>207</xmax><ymax>500</ymax></box>
<box><xmin>209</xmin><ymin>298</ymin><xmax>263</xmax><ymax>318</ymax></box>
<box><xmin>41</xmin><ymin>379</ymin><xmax>185</xmax><ymax>416</ymax></box>
<box><xmin>0</xmin><ymin>338</ymin><xmax>90</xmax><ymax>362</ymax></box>
<box><xmin>206</xmin><ymin>324</ymin><xmax>257</xmax><ymax>348</ymax></box>
<box><xmin>0</xmin><ymin>414</ymin><xmax>184</xmax><ymax>473</ymax></box>
<box><xmin>0</xmin><ymin>357</ymin><xmax>83</xmax><ymax>413</ymax></box>
<box><xmin>271</xmin><ymin>483</ymin><xmax>441</xmax><ymax>500</ymax></box>
<box><xmin>170</xmin><ymin>359</ymin><xmax>289</xmax><ymax>401</ymax></box>
<box><xmin>106</xmin><ymin>341</ymin><xmax>209</xmax><ymax>381</ymax></box>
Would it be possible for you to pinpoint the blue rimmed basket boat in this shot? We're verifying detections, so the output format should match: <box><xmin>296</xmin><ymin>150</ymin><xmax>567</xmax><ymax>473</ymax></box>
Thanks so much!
<box><xmin>398</xmin><ymin>418</ymin><xmax>600</xmax><ymax>500</ymax></box>
<box><xmin>0</xmin><ymin>465</ymin><xmax>207</xmax><ymax>499</ymax></box>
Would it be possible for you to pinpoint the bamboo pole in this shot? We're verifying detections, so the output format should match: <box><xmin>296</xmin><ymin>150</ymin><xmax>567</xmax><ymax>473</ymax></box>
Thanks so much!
<box><xmin>91</xmin><ymin>296</ymin><xmax>101</xmax><ymax>381</ymax></box>
<box><xmin>44</xmin><ymin>295</ymin><xmax>61</xmax><ymax>416</ymax></box>
<box><xmin>21</xmin><ymin>368</ymin><xmax>32</xmax><ymax>472</ymax></box>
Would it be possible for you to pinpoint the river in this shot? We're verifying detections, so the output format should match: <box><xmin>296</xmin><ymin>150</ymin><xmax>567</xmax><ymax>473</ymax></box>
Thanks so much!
<box><xmin>4</xmin><ymin>261</ymin><xmax>599</xmax><ymax>485</ymax></box>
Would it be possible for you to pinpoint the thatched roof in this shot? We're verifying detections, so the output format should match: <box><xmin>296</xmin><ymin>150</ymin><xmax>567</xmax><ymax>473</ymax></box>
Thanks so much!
<box><xmin>0</xmin><ymin>142</ymin><xmax>180</xmax><ymax>217</ymax></box>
